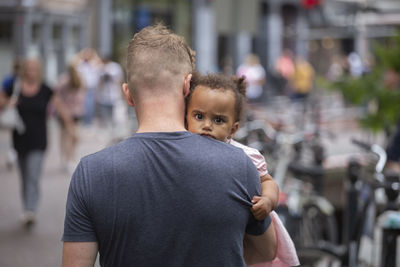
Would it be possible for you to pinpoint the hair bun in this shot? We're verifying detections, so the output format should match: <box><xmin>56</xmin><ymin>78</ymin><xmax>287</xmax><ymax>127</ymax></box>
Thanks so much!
<box><xmin>232</xmin><ymin>75</ymin><xmax>247</xmax><ymax>97</ymax></box>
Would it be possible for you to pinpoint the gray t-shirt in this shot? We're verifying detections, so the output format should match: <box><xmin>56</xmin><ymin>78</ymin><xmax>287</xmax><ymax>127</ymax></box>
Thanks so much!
<box><xmin>62</xmin><ymin>132</ymin><xmax>270</xmax><ymax>267</ymax></box>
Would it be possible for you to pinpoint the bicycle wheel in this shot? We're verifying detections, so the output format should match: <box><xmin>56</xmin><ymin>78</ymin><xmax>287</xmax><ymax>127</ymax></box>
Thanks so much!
<box><xmin>297</xmin><ymin>247</ymin><xmax>343</xmax><ymax>267</ymax></box>
<box><xmin>299</xmin><ymin>204</ymin><xmax>338</xmax><ymax>247</ymax></box>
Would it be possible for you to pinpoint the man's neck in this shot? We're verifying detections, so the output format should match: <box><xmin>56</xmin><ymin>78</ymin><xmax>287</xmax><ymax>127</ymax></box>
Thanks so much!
<box><xmin>135</xmin><ymin>97</ymin><xmax>186</xmax><ymax>133</ymax></box>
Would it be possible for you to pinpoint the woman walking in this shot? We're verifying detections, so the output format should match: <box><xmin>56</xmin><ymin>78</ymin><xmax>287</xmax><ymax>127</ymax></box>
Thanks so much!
<box><xmin>0</xmin><ymin>58</ymin><xmax>74</xmax><ymax>227</ymax></box>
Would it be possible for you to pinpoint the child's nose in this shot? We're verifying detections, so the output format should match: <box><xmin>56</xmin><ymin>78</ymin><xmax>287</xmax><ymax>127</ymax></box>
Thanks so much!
<box><xmin>202</xmin><ymin>119</ymin><xmax>212</xmax><ymax>130</ymax></box>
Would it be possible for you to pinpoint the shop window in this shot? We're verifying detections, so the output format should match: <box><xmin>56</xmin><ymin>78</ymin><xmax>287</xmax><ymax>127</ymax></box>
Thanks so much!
<box><xmin>32</xmin><ymin>23</ymin><xmax>41</xmax><ymax>42</ymax></box>
<box><xmin>53</xmin><ymin>24</ymin><xmax>62</xmax><ymax>40</ymax></box>
<box><xmin>0</xmin><ymin>21</ymin><xmax>12</xmax><ymax>42</ymax></box>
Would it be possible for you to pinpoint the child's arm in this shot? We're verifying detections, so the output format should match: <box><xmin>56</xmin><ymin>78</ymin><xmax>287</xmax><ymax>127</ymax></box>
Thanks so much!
<box><xmin>250</xmin><ymin>173</ymin><xmax>279</xmax><ymax>220</ymax></box>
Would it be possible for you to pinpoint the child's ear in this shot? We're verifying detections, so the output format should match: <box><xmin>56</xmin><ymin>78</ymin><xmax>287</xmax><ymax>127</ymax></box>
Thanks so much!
<box><xmin>228</xmin><ymin>122</ymin><xmax>239</xmax><ymax>140</ymax></box>
<box><xmin>183</xmin><ymin>73</ymin><xmax>192</xmax><ymax>97</ymax></box>
<box><xmin>122</xmin><ymin>83</ymin><xmax>135</xmax><ymax>106</ymax></box>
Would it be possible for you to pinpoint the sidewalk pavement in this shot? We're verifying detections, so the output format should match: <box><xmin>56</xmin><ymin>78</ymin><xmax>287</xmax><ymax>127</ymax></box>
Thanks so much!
<box><xmin>0</xmin><ymin>120</ymin><xmax>115</xmax><ymax>267</ymax></box>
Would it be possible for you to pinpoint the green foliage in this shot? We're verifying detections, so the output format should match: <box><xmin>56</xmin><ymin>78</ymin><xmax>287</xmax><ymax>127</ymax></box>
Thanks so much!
<box><xmin>374</xmin><ymin>34</ymin><xmax>400</xmax><ymax>73</ymax></box>
<box><xmin>328</xmin><ymin>34</ymin><xmax>400</xmax><ymax>133</ymax></box>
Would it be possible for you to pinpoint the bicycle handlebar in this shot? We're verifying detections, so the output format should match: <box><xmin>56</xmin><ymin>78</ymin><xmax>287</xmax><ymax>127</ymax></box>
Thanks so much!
<box><xmin>351</xmin><ymin>138</ymin><xmax>387</xmax><ymax>175</ymax></box>
<box><xmin>371</xmin><ymin>144</ymin><xmax>387</xmax><ymax>175</ymax></box>
<box><xmin>351</xmin><ymin>139</ymin><xmax>371</xmax><ymax>151</ymax></box>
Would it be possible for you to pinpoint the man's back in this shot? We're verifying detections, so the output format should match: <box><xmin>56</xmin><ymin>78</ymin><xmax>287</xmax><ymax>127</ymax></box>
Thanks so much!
<box><xmin>63</xmin><ymin>132</ymin><xmax>268</xmax><ymax>266</ymax></box>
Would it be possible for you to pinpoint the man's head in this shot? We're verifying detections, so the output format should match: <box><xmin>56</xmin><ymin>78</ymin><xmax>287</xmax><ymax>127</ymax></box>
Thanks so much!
<box><xmin>125</xmin><ymin>23</ymin><xmax>195</xmax><ymax>102</ymax></box>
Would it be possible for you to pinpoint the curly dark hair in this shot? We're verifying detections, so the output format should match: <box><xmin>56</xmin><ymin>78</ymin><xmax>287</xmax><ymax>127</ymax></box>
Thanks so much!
<box><xmin>186</xmin><ymin>71</ymin><xmax>247</xmax><ymax>122</ymax></box>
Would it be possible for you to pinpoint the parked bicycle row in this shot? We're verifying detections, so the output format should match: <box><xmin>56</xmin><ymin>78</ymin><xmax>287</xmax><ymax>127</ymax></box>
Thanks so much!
<box><xmin>236</xmin><ymin>106</ymin><xmax>400</xmax><ymax>267</ymax></box>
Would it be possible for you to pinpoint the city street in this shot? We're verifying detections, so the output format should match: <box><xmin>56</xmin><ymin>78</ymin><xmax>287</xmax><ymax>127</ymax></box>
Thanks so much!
<box><xmin>0</xmin><ymin>95</ymin><xmax>384</xmax><ymax>266</ymax></box>
<box><xmin>1</xmin><ymin>0</ymin><xmax>399</xmax><ymax>265</ymax></box>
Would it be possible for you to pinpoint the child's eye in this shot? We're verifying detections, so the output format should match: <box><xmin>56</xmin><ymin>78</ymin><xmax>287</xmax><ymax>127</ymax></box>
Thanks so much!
<box><xmin>195</xmin><ymin>113</ymin><xmax>203</xmax><ymax>120</ymax></box>
<box><xmin>214</xmin><ymin>117</ymin><xmax>224</xmax><ymax>124</ymax></box>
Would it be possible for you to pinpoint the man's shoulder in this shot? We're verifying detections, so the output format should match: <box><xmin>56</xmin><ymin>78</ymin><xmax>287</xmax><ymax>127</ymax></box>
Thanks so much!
<box><xmin>80</xmin><ymin>133</ymin><xmax>248</xmax><ymax>166</ymax></box>
<box><xmin>81</xmin><ymin>138</ymin><xmax>131</xmax><ymax>161</ymax></box>
<box><xmin>194</xmin><ymin>135</ymin><xmax>245</xmax><ymax>154</ymax></box>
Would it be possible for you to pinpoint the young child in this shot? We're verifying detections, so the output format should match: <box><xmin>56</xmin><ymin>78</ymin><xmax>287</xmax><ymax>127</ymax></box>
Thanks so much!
<box><xmin>186</xmin><ymin>71</ymin><xmax>299</xmax><ymax>266</ymax></box>
<box><xmin>186</xmin><ymin>71</ymin><xmax>278</xmax><ymax>219</ymax></box>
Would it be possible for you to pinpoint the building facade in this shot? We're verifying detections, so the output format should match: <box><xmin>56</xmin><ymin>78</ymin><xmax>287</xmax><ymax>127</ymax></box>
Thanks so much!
<box><xmin>2</xmin><ymin>0</ymin><xmax>399</xmax><ymax>86</ymax></box>
<box><xmin>0</xmin><ymin>0</ymin><xmax>90</xmax><ymax>85</ymax></box>
<box><xmin>195</xmin><ymin>0</ymin><xmax>400</xmax><ymax>74</ymax></box>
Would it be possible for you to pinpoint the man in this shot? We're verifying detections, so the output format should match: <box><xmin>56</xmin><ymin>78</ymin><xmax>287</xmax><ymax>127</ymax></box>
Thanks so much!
<box><xmin>62</xmin><ymin>24</ymin><xmax>276</xmax><ymax>267</ymax></box>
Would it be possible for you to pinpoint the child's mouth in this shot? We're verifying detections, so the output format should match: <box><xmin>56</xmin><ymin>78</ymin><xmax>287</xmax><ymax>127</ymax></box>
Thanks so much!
<box><xmin>201</xmin><ymin>134</ymin><xmax>215</xmax><ymax>139</ymax></box>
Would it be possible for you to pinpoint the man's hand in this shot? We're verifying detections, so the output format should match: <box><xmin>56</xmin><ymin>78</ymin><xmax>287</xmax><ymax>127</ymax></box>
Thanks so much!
<box><xmin>251</xmin><ymin>196</ymin><xmax>274</xmax><ymax>220</ymax></box>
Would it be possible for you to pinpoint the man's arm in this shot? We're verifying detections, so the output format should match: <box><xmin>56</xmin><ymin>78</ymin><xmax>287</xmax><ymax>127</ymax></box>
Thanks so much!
<box><xmin>243</xmin><ymin>220</ymin><xmax>277</xmax><ymax>265</ymax></box>
<box><xmin>62</xmin><ymin>242</ymin><xmax>98</xmax><ymax>267</ymax></box>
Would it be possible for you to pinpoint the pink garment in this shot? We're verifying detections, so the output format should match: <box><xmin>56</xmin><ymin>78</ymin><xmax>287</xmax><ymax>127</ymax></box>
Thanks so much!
<box><xmin>275</xmin><ymin>56</ymin><xmax>294</xmax><ymax>80</ymax></box>
<box><xmin>56</xmin><ymin>73</ymin><xmax>85</xmax><ymax>117</ymax></box>
<box><xmin>249</xmin><ymin>211</ymin><xmax>299</xmax><ymax>267</ymax></box>
<box><xmin>229</xmin><ymin>139</ymin><xmax>299</xmax><ymax>266</ymax></box>
<box><xmin>228</xmin><ymin>139</ymin><xmax>268</xmax><ymax>177</ymax></box>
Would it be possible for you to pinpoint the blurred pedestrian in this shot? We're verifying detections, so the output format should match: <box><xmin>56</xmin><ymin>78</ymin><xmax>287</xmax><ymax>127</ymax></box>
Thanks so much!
<box><xmin>326</xmin><ymin>55</ymin><xmax>345</xmax><ymax>82</ymax></box>
<box><xmin>290</xmin><ymin>56</ymin><xmax>315</xmax><ymax>101</ymax></box>
<box><xmin>1</xmin><ymin>58</ymin><xmax>22</xmax><ymax>169</ymax></box>
<box><xmin>386</xmin><ymin>119</ymin><xmax>400</xmax><ymax>174</ymax></box>
<box><xmin>74</xmin><ymin>48</ymin><xmax>101</xmax><ymax>126</ymax></box>
<box><xmin>220</xmin><ymin>55</ymin><xmax>234</xmax><ymax>76</ymax></box>
<box><xmin>96</xmin><ymin>55</ymin><xmax>124</xmax><ymax>137</ymax></box>
<box><xmin>289</xmin><ymin>56</ymin><xmax>315</xmax><ymax>130</ymax></box>
<box><xmin>348</xmin><ymin>51</ymin><xmax>364</xmax><ymax>78</ymax></box>
<box><xmin>62</xmin><ymin>24</ymin><xmax>276</xmax><ymax>266</ymax></box>
<box><xmin>55</xmin><ymin>63</ymin><xmax>85</xmax><ymax>173</ymax></box>
<box><xmin>384</xmin><ymin>68</ymin><xmax>400</xmax><ymax>174</ymax></box>
<box><xmin>1</xmin><ymin>58</ymin><xmax>22</xmax><ymax>92</ymax></box>
<box><xmin>0</xmin><ymin>58</ymin><xmax>75</xmax><ymax>227</ymax></box>
<box><xmin>237</xmin><ymin>54</ymin><xmax>266</xmax><ymax>103</ymax></box>
<box><xmin>275</xmin><ymin>49</ymin><xmax>294</xmax><ymax>95</ymax></box>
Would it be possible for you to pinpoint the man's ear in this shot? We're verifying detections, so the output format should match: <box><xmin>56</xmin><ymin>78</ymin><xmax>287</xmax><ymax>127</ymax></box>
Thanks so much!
<box><xmin>122</xmin><ymin>83</ymin><xmax>134</xmax><ymax>106</ymax></box>
<box><xmin>183</xmin><ymin>73</ymin><xmax>192</xmax><ymax>97</ymax></box>
<box><xmin>228</xmin><ymin>122</ymin><xmax>239</xmax><ymax>140</ymax></box>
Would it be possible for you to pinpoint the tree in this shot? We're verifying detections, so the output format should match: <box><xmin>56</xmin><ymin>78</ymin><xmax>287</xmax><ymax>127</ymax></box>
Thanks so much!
<box><xmin>330</xmin><ymin>34</ymin><xmax>400</xmax><ymax>134</ymax></box>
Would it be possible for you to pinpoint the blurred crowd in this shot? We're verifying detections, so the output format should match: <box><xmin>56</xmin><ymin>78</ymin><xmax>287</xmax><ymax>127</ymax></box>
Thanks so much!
<box><xmin>232</xmin><ymin>49</ymin><xmax>375</xmax><ymax>105</ymax></box>
<box><xmin>0</xmin><ymin>48</ymin><xmax>126</xmax><ymax>226</ymax></box>
<box><xmin>235</xmin><ymin>49</ymin><xmax>399</xmax><ymax>174</ymax></box>
<box><xmin>234</xmin><ymin>51</ymin><xmax>316</xmax><ymax>104</ymax></box>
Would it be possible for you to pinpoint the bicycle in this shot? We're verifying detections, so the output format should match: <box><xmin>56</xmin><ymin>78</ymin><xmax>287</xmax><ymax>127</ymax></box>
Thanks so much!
<box><xmin>297</xmin><ymin>139</ymin><xmax>400</xmax><ymax>267</ymax></box>
<box><xmin>275</xmin><ymin>131</ymin><xmax>338</xmax><ymax>250</ymax></box>
<box><xmin>234</xmin><ymin>115</ymin><xmax>339</xmax><ymax>249</ymax></box>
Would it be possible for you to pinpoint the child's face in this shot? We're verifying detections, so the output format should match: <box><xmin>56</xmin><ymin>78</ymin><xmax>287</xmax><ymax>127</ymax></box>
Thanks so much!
<box><xmin>186</xmin><ymin>85</ymin><xmax>239</xmax><ymax>142</ymax></box>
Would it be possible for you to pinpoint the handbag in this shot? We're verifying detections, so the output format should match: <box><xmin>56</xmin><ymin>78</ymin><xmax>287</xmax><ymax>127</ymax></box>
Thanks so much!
<box><xmin>0</xmin><ymin>78</ymin><xmax>25</xmax><ymax>134</ymax></box>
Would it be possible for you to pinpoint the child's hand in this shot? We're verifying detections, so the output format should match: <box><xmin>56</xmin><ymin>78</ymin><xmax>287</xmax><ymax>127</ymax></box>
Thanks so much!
<box><xmin>250</xmin><ymin>196</ymin><xmax>274</xmax><ymax>221</ymax></box>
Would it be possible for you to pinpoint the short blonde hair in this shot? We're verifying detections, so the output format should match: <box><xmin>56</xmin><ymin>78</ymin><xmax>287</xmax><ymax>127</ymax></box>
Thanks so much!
<box><xmin>126</xmin><ymin>23</ymin><xmax>195</xmax><ymax>96</ymax></box>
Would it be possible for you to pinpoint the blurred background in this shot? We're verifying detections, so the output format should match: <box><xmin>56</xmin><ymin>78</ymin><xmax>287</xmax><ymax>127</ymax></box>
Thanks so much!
<box><xmin>1</xmin><ymin>0</ymin><xmax>400</xmax><ymax>84</ymax></box>
<box><xmin>1</xmin><ymin>0</ymin><xmax>400</xmax><ymax>266</ymax></box>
